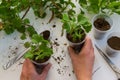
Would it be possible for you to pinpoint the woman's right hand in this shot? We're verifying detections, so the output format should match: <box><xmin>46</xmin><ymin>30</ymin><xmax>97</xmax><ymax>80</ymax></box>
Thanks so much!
<box><xmin>68</xmin><ymin>37</ymin><xmax>95</xmax><ymax>80</ymax></box>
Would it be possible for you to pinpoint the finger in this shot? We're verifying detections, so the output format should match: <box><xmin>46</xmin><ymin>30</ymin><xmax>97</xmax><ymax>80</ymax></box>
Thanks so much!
<box><xmin>90</xmin><ymin>46</ymin><xmax>95</xmax><ymax>59</ymax></box>
<box><xmin>84</xmin><ymin>37</ymin><xmax>92</xmax><ymax>49</ymax></box>
<box><xmin>20</xmin><ymin>73</ymin><xmax>25</xmax><ymax>80</ymax></box>
<box><xmin>68</xmin><ymin>46</ymin><xmax>77</xmax><ymax>61</ymax></box>
<box><xmin>26</xmin><ymin>59</ymin><xmax>37</xmax><ymax>74</ymax></box>
<box><xmin>80</xmin><ymin>37</ymin><xmax>92</xmax><ymax>55</ymax></box>
<box><xmin>20</xmin><ymin>59</ymin><xmax>29</xmax><ymax>80</ymax></box>
<box><xmin>40</xmin><ymin>63</ymin><xmax>52</xmax><ymax>79</ymax></box>
<box><xmin>21</xmin><ymin>59</ymin><xmax>29</xmax><ymax>75</ymax></box>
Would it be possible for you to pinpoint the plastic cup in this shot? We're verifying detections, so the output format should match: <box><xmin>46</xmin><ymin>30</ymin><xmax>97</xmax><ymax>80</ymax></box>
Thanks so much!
<box><xmin>92</xmin><ymin>14</ymin><xmax>113</xmax><ymax>39</ymax></box>
<box><xmin>106</xmin><ymin>32</ymin><xmax>120</xmax><ymax>56</ymax></box>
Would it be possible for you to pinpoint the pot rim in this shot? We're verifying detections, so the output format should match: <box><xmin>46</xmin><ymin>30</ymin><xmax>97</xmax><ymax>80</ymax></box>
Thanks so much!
<box><xmin>31</xmin><ymin>57</ymin><xmax>51</xmax><ymax>66</ymax></box>
<box><xmin>66</xmin><ymin>33</ymin><xmax>86</xmax><ymax>46</ymax></box>
<box><xmin>92</xmin><ymin>13</ymin><xmax>113</xmax><ymax>33</ymax></box>
<box><xmin>106</xmin><ymin>32</ymin><xmax>120</xmax><ymax>52</ymax></box>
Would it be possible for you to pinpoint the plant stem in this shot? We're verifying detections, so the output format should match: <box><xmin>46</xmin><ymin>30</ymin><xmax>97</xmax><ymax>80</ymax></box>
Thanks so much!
<box><xmin>48</xmin><ymin>11</ymin><xmax>54</xmax><ymax>23</ymax></box>
<box><xmin>51</xmin><ymin>0</ymin><xmax>60</xmax><ymax>9</ymax></box>
<box><xmin>22</xmin><ymin>6</ymin><xmax>30</xmax><ymax>19</ymax></box>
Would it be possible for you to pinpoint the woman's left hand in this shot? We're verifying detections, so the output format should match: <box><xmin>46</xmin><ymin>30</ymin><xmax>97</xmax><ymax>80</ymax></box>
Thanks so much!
<box><xmin>20</xmin><ymin>59</ymin><xmax>51</xmax><ymax>80</ymax></box>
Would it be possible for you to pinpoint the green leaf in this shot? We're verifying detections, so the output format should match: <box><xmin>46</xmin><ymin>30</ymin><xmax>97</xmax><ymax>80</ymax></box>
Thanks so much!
<box><xmin>24</xmin><ymin>42</ymin><xmax>30</xmax><ymax>48</ymax></box>
<box><xmin>60</xmin><ymin>0</ymin><xmax>64</xmax><ymax>4</ymax></box>
<box><xmin>62</xmin><ymin>22</ymin><xmax>70</xmax><ymax>33</ymax></box>
<box><xmin>107</xmin><ymin>1</ymin><xmax>120</xmax><ymax>8</ymax></box>
<box><xmin>79</xmin><ymin>0</ymin><xmax>88</xmax><ymax>10</ymax></box>
<box><xmin>20</xmin><ymin>33</ymin><xmax>26</xmax><ymax>40</ymax></box>
<box><xmin>17</xmin><ymin>26</ymin><xmax>26</xmax><ymax>33</ymax></box>
<box><xmin>32</xmin><ymin>34</ymin><xmax>43</xmax><ymax>43</ymax></box>
<box><xmin>68</xmin><ymin>9</ymin><xmax>76</xmax><ymax>17</ymax></box>
<box><xmin>26</xmin><ymin>26</ymin><xmax>37</xmax><ymax>37</ymax></box>
<box><xmin>24</xmin><ymin>51</ymin><xmax>34</xmax><ymax>60</ymax></box>
<box><xmin>115</xmin><ymin>9</ymin><xmax>120</xmax><ymax>14</ymax></box>
<box><xmin>24</xmin><ymin>18</ymin><xmax>30</xmax><ymax>24</ymax></box>
<box><xmin>69</xmin><ymin>2</ymin><xmax>76</xmax><ymax>8</ymax></box>
<box><xmin>3</xmin><ymin>25</ymin><xmax>15</xmax><ymax>34</ymax></box>
<box><xmin>78</xmin><ymin>14</ymin><xmax>89</xmax><ymax>25</ymax></box>
<box><xmin>83</xmin><ymin>23</ymin><xmax>92</xmax><ymax>33</ymax></box>
<box><xmin>62</xmin><ymin>14</ymin><xmax>70</xmax><ymax>21</ymax></box>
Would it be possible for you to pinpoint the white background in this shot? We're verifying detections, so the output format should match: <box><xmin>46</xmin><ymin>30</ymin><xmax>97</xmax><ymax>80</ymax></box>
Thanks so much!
<box><xmin>0</xmin><ymin>1</ymin><xmax>120</xmax><ymax>80</ymax></box>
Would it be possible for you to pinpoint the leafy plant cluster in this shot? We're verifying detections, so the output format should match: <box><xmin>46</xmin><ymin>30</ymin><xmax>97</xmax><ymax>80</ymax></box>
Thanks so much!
<box><xmin>0</xmin><ymin>0</ymin><xmax>76</xmax><ymax>37</ymax></box>
<box><xmin>62</xmin><ymin>12</ymin><xmax>92</xmax><ymax>42</ymax></box>
<box><xmin>79</xmin><ymin>0</ymin><xmax>120</xmax><ymax>15</ymax></box>
<box><xmin>24</xmin><ymin>34</ymin><xmax>53</xmax><ymax>61</ymax></box>
<box><xmin>0</xmin><ymin>0</ymin><xmax>37</xmax><ymax>39</ymax></box>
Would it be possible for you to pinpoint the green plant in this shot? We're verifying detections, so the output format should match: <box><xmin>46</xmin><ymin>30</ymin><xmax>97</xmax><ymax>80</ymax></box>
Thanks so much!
<box><xmin>47</xmin><ymin>0</ymin><xmax>76</xmax><ymax>22</ymax></box>
<box><xmin>0</xmin><ymin>0</ymin><xmax>76</xmax><ymax>38</ymax></box>
<box><xmin>79</xmin><ymin>0</ymin><xmax>120</xmax><ymax>15</ymax></box>
<box><xmin>62</xmin><ymin>12</ymin><xmax>92</xmax><ymax>42</ymax></box>
<box><xmin>0</xmin><ymin>0</ymin><xmax>37</xmax><ymax>39</ymax></box>
<box><xmin>24</xmin><ymin>34</ymin><xmax>53</xmax><ymax>62</ymax></box>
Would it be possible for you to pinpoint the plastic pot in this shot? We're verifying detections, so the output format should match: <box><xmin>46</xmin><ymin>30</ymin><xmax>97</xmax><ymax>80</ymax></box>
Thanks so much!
<box><xmin>92</xmin><ymin>14</ymin><xmax>113</xmax><ymax>39</ymax></box>
<box><xmin>40</xmin><ymin>30</ymin><xmax>50</xmax><ymax>40</ymax></box>
<box><xmin>31</xmin><ymin>57</ymin><xmax>50</xmax><ymax>74</ymax></box>
<box><xmin>106</xmin><ymin>32</ymin><xmax>120</xmax><ymax>56</ymax></box>
<box><xmin>66</xmin><ymin>33</ymin><xmax>86</xmax><ymax>53</ymax></box>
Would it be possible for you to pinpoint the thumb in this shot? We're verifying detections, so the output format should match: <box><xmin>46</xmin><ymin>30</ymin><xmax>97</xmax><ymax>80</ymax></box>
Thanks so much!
<box><xmin>26</xmin><ymin>59</ymin><xmax>37</xmax><ymax>74</ymax></box>
<box><xmin>40</xmin><ymin>63</ymin><xmax>51</xmax><ymax>78</ymax></box>
<box><xmin>68</xmin><ymin>46</ymin><xmax>77</xmax><ymax>61</ymax></box>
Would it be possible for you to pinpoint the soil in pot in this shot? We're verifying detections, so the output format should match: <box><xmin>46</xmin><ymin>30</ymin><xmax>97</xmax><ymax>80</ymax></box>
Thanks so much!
<box><xmin>33</xmin><ymin>57</ymin><xmax>50</xmax><ymax>74</ymax></box>
<box><xmin>34</xmin><ymin>64</ymin><xmax>45</xmax><ymax>74</ymax></box>
<box><xmin>41</xmin><ymin>30</ymin><xmax>50</xmax><ymax>40</ymax></box>
<box><xmin>72</xmin><ymin>43</ymin><xmax>85</xmax><ymax>53</ymax></box>
<box><xmin>67</xmin><ymin>31</ymin><xmax>86</xmax><ymax>53</ymax></box>
<box><xmin>94</xmin><ymin>18</ymin><xmax>110</xmax><ymax>31</ymax></box>
<box><xmin>107</xmin><ymin>36</ymin><xmax>120</xmax><ymax>50</ymax></box>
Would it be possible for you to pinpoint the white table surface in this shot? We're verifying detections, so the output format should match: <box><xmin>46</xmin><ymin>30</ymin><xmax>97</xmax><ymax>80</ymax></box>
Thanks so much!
<box><xmin>0</xmin><ymin>2</ymin><xmax>120</xmax><ymax>80</ymax></box>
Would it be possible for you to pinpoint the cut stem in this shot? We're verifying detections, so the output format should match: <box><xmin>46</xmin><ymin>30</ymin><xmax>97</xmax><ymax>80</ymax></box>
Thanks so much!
<box><xmin>48</xmin><ymin>11</ymin><xmax>54</xmax><ymax>23</ymax></box>
<box><xmin>22</xmin><ymin>6</ymin><xmax>30</xmax><ymax>19</ymax></box>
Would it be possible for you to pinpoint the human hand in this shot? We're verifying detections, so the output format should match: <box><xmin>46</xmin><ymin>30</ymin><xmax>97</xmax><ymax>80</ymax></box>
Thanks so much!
<box><xmin>20</xmin><ymin>59</ymin><xmax>51</xmax><ymax>80</ymax></box>
<box><xmin>68</xmin><ymin>37</ymin><xmax>95</xmax><ymax>80</ymax></box>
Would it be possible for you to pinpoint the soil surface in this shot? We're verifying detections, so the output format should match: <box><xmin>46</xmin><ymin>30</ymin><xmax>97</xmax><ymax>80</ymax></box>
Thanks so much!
<box><xmin>67</xmin><ymin>30</ymin><xmax>86</xmax><ymax>53</ymax></box>
<box><xmin>107</xmin><ymin>36</ymin><xmax>120</xmax><ymax>50</ymax></box>
<box><xmin>94</xmin><ymin>18</ymin><xmax>110</xmax><ymax>31</ymax></box>
<box><xmin>67</xmin><ymin>31</ymin><xmax>85</xmax><ymax>43</ymax></box>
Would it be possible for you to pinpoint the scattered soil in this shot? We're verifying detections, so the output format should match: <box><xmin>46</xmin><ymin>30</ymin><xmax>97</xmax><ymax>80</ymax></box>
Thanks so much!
<box><xmin>94</xmin><ymin>18</ymin><xmax>110</xmax><ymax>31</ymax></box>
<box><xmin>64</xmin><ymin>43</ymin><xmax>67</xmax><ymax>46</ymax></box>
<box><xmin>52</xmin><ymin>56</ymin><xmax>64</xmax><ymax>65</ymax></box>
<box><xmin>62</xmin><ymin>50</ymin><xmax>64</xmax><ymax>53</ymax></box>
<box><xmin>53</xmin><ymin>41</ymin><xmax>60</xmax><ymax>46</ymax></box>
<box><xmin>14</xmin><ymin>37</ymin><xmax>17</xmax><ymax>40</ymax></box>
<box><xmin>107</xmin><ymin>36</ymin><xmax>120</xmax><ymax>50</ymax></box>
<box><xmin>18</xmin><ymin>62</ymin><xmax>23</xmax><ymax>65</ymax></box>
<box><xmin>72</xmin><ymin>70</ymin><xmax>74</xmax><ymax>74</ymax></box>
<box><xmin>55</xmin><ymin>38</ymin><xmax>58</xmax><ymax>40</ymax></box>
<box><xmin>69</xmin><ymin>74</ymin><xmax>71</xmax><ymax>76</ymax></box>
<box><xmin>0</xmin><ymin>22</ymin><xmax>3</xmax><ymax>30</ymax></box>
<box><xmin>53</xmin><ymin>25</ymin><xmax>56</xmax><ymax>28</ymax></box>
<box><xmin>42</xmin><ymin>30</ymin><xmax>50</xmax><ymax>40</ymax></box>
